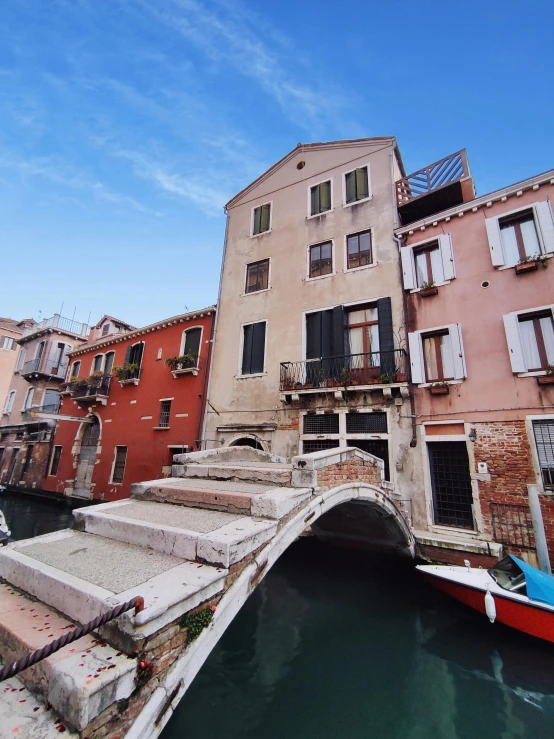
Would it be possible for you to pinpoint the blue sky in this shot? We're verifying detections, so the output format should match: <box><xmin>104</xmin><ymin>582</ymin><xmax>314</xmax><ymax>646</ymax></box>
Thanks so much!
<box><xmin>1</xmin><ymin>0</ymin><xmax>552</xmax><ymax>328</ymax></box>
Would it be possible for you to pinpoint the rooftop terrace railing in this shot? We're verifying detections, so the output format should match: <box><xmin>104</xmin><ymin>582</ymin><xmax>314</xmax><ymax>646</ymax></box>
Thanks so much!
<box><xmin>22</xmin><ymin>314</ymin><xmax>90</xmax><ymax>338</ymax></box>
<box><xmin>396</xmin><ymin>150</ymin><xmax>469</xmax><ymax>206</ymax></box>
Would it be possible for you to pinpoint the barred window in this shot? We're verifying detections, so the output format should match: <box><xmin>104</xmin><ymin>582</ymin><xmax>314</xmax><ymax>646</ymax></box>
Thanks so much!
<box><xmin>347</xmin><ymin>439</ymin><xmax>390</xmax><ymax>480</ymax></box>
<box><xmin>112</xmin><ymin>446</ymin><xmax>127</xmax><ymax>484</ymax></box>
<box><xmin>303</xmin><ymin>439</ymin><xmax>339</xmax><ymax>454</ymax></box>
<box><xmin>533</xmin><ymin>420</ymin><xmax>554</xmax><ymax>491</ymax></box>
<box><xmin>346</xmin><ymin>412</ymin><xmax>387</xmax><ymax>434</ymax></box>
<box><xmin>159</xmin><ymin>400</ymin><xmax>171</xmax><ymax>428</ymax></box>
<box><xmin>303</xmin><ymin>413</ymin><xmax>339</xmax><ymax>434</ymax></box>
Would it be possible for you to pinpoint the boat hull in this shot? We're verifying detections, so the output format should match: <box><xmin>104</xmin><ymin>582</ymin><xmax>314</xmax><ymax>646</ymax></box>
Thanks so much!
<box><xmin>422</xmin><ymin>571</ymin><xmax>554</xmax><ymax>643</ymax></box>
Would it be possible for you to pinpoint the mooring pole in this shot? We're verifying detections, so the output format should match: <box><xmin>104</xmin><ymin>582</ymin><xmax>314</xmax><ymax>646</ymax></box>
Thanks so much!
<box><xmin>528</xmin><ymin>485</ymin><xmax>552</xmax><ymax>575</ymax></box>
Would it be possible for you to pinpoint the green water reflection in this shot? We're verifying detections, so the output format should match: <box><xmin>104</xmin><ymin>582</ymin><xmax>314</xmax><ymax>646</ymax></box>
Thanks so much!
<box><xmin>163</xmin><ymin>539</ymin><xmax>554</xmax><ymax>739</ymax></box>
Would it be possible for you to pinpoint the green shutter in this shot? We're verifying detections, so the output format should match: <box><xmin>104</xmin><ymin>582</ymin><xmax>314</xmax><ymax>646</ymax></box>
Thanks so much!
<box><xmin>320</xmin><ymin>181</ymin><xmax>331</xmax><ymax>212</ymax></box>
<box><xmin>251</xmin><ymin>322</ymin><xmax>266</xmax><ymax>374</ymax></box>
<box><xmin>356</xmin><ymin>167</ymin><xmax>368</xmax><ymax>200</ymax></box>
<box><xmin>310</xmin><ymin>186</ymin><xmax>319</xmax><ymax>215</ymax></box>
<box><xmin>260</xmin><ymin>204</ymin><xmax>271</xmax><ymax>232</ymax></box>
<box><xmin>253</xmin><ymin>207</ymin><xmax>262</xmax><ymax>235</ymax></box>
<box><xmin>345</xmin><ymin>171</ymin><xmax>356</xmax><ymax>203</ymax></box>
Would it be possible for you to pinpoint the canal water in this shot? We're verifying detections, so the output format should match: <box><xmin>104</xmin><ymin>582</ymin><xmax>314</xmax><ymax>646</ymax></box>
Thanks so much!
<box><xmin>1</xmin><ymin>493</ymin><xmax>553</xmax><ymax>738</ymax></box>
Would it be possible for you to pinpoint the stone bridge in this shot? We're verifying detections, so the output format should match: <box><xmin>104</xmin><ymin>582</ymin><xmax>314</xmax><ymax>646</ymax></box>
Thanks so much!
<box><xmin>0</xmin><ymin>446</ymin><xmax>414</xmax><ymax>738</ymax></box>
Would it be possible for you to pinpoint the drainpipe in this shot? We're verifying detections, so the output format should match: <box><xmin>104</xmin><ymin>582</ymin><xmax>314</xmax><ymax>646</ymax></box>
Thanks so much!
<box><xmin>199</xmin><ymin>209</ymin><xmax>229</xmax><ymax>450</ymax></box>
<box><xmin>393</xmin><ymin>232</ymin><xmax>417</xmax><ymax>448</ymax></box>
<box><xmin>196</xmin><ymin>309</ymin><xmax>216</xmax><ymax>449</ymax></box>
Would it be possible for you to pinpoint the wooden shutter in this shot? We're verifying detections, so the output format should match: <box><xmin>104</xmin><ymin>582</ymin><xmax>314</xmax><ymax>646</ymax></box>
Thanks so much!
<box><xmin>408</xmin><ymin>332</ymin><xmax>425</xmax><ymax>384</ymax></box>
<box><xmin>320</xmin><ymin>181</ymin><xmax>331</xmax><ymax>211</ymax></box>
<box><xmin>503</xmin><ymin>313</ymin><xmax>527</xmax><ymax>373</ymax></box>
<box><xmin>356</xmin><ymin>167</ymin><xmax>369</xmax><ymax>199</ymax></box>
<box><xmin>485</xmin><ymin>217</ymin><xmax>505</xmax><ymax>266</ymax></box>
<box><xmin>306</xmin><ymin>312</ymin><xmax>322</xmax><ymax>360</ymax></box>
<box><xmin>331</xmin><ymin>306</ymin><xmax>346</xmax><ymax>357</ymax></box>
<box><xmin>345</xmin><ymin>171</ymin><xmax>356</xmax><ymax>204</ymax></box>
<box><xmin>439</xmin><ymin>234</ymin><xmax>456</xmax><ymax>280</ymax></box>
<box><xmin>321</xmin><ymin>310</ymin><xmax>333</xmax><ymax>358</ymax></box>
<box><xmin>400</xmin><ymin>246</ymin><xmax>415</xmax><ymax>289</ymax></box>
<box><xmin>123</xmin><ymin>345</ymin><xmax>132</xmax><ymax>368</ymax></box>
<box><xmin>253</xmin><ymin>207</ymin><xmax>261</xmax><ymax>235</ymax></box>
<box><xmin>310</xmin><ymin>186</ymin><xmax>318</xmax><ymax>216</ymax></box>
<box><xmin>241</xmin><ymin>324</ymin><xmax>253</xmax><ymax>374</ymax></box>
<box><xmin>260</xmin><ymin>204</ymin><xmax>271</xmax><ymax>232</ymax></box>
<box><xmin>535</xmin><ymin>201</ymin><xmax>554</xmax><ymax>254</ymax></box>
<box><xmin>448</xmin><ymin>324</ymin><xmax>467</xmax><ymax>379</ymax></box>
<box><xmin>184</xmin><ymin>328</ymin><xmax>202</xmax><ymax>358</ymax></box>
<box><xmin>377</xmin><ymin>298</ymin><xmax>395</xmax><ymax>373</ymax></box>
<box><xmin>251</xmin><ymin>322</ymin><xmax>266</xmax><ymax>374</ymax></box>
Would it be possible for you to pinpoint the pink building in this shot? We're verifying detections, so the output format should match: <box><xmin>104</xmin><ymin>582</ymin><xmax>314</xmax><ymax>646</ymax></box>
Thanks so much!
<box><xmin>395</xmin><ymin>160</ymin><xmax>554</xmax><ymax>565</ymax></box>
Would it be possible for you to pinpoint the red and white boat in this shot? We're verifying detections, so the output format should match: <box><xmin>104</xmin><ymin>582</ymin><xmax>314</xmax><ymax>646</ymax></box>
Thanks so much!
<box><xmin>417</xmin><ymin>555</ymin><xmax>554</xmax><ymax>643</ymax></box>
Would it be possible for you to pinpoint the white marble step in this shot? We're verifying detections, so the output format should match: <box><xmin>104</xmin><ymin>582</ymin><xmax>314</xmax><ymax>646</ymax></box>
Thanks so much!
<box><xmin>172</xmin><ymin>462</ymin><xmax>293</xmax><ymax>487</ymax></box>
<box><xmin>0</xmin><ymin>673</ymin><xmax>77</xmax><ymax>738</ymax></box>
<box><xmin>73</xmin><ymin>500</ymin><xmax>278</xmax><ymax>568</ymax></box>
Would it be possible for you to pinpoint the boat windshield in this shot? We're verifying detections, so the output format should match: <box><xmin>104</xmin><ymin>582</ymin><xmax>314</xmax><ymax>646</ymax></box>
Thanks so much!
<box><xmin>488</xmin><ymin>556</ymin><xmax>527</xmax><ymax>596</ymax></box>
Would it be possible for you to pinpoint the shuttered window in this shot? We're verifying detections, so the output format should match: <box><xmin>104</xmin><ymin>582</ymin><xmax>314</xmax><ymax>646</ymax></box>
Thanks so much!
<box><xmin>345</xmin><ymin>166</ymin><xmax>369</xmax><ymax>204</ymax></box>
<box><xmin>400</xmin><ymin>235</ymin><xmax>455</xmax><ymax>290</ymax></box>
<box><xmin>252</xmin><ymin>204</ymin><xmax>271</xmax><ymax>235</ymax></box>
<box><xmin>533</xmin><ymin>420</ymin><xmax>554</xmax><ymax>491</ymax></box>
<box><xmin>310</xmin><ymin>181</ymin><xmax>331</xmax><ymax>215</ymax></box>
<box><xmin>241</xmin><ymin>322</ymin><xmax>266</xmax><ymax>375</ymax></box>
<box><xmin>183</xmin><ymin>328</ymin><xmax>202</xmax><ymax>362</ymax></box>
<box><xmin>112</xmin><ymin>446</ymin><xmax>127</xmax><ymax>484</ymax></box>
<box><xmin>486</xmin><ymin>202</ymin><xmax>554</xmax><ymax>267</ymax></box>
<box><xmin>503</xmin><ymin>308</ymin><xmax>554</xmax><ymax>373</ymax></box>
<box><xmin>408</xmin><ymin>325</ymin><xmax>467</xmax><ymax>384</ymax></box>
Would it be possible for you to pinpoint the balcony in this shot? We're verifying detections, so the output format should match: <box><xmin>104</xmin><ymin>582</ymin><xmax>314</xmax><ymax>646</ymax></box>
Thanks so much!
<box><xmin>166</xmin><ymin>355</ymin><xmax>201</xmax><ymax>378</ymax></box>
<box><xmin>21</xmin><ymin>314</ymin><xmax>90</xmax><ymax>339</ymax></box>
<box><xmin>114</xmin><ymin>366</ymin><xmax>142</xmax><ymax>386</ymax></box>
<box><xmin>21</xmin><ymin>357</ymin><xmax>69</xmax><ymax>381</ymax></box>
<box><xmin>70</xmin><ymin>374</ymin><xmax>111</xmax><ymax>405</ymax></box>
<box><xmin>396</xmin><ymin>150</ymin><xmax>475</xmax><ymax>225</ymax></box>
<box><xmin>280</xmin><ymin>349</ymin><xmax>409</xmax><ymax>401</ymax></box>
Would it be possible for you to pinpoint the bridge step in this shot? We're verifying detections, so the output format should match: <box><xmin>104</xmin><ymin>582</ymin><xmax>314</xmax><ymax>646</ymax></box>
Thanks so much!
<box><xmin>73</xmin><ymin>500</ymin><xmax>278</xmax><ymax>568</ymax></box>
<box><xmin>0</xmin><ymin>582</ymin><xmax>136</xmax><ymax>732</ymax></box>
<box><xmin>131</xmin><ymin>478</ymin><xmax>312</xmax><ymax>519</ymax></box>
<box><xmin>172</xmin><ymin>462</ymin><xmax>294</xmax><ymax>487</ymax></box>
<box><xmin>0</xmin><ymin>673</ymin><xmax>77</xmax><ymax>738</ymax></box>
<box><xmin>0</xmin><ymin>531</ymin><xmax>227</xmax><ymax>641</ymax></box>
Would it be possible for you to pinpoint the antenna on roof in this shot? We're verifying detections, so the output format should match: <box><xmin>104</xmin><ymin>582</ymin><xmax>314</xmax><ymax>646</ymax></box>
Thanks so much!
<box><xmin>87</xmin><ymin>311</ymin><xmax>91</xmax><ymax>327</ymax></box>
<box><xmin>72</xmin><ymin>307</ymin><xmax>76</xmax><ymax>321</ymax></box>
<box><xmin>59</xmin><ymin>302</ymin><xmax>64</xmax><ymax>315</ymax></box>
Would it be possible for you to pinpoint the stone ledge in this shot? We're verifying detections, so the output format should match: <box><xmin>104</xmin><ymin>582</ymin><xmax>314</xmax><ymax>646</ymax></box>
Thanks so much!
<box><xmin>292</xmin><ymin>446</ymin><xmax>385</xmax><ymax>472</ymax></box>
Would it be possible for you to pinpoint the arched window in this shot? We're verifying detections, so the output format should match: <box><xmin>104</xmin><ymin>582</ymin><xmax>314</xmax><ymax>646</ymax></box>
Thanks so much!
<box><xmin>229</xmin><ymin>436</ymin><xmax>264</xmax><ymax>450</ymax></box>
<box><xmin>3</xmin><ymin>390</ymin><xmax>16</xmax><ymax>414</ymax></box>
<box><xmin>24</xmin><ymin>387</ymin><xmax>35</xmax><ymax>410</ymax></box>
<box><xmin>180</xmin><ymin>327</ymin><xmax>202</xmax><ymax>367</ymax></box>
<box><xmin>92</xmin><ymin>355</ymin><xmax>103</xmax><ymax>373</ymax></box>
<box><xmin>104</xmin><ymin>351</ymin><xmax>115</xmax><ymax>375</ymax></box>
<box><xmin>71</xmin><ymin>361</ymin><xmax>81</xmax><ymax>378</ymax></box>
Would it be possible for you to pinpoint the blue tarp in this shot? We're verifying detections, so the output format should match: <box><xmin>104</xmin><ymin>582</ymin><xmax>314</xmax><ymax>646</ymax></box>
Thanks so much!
<box><xmin>510</xmin><ymin>555</ymin><xmax>554</xmax><ymax>607</ymax></box>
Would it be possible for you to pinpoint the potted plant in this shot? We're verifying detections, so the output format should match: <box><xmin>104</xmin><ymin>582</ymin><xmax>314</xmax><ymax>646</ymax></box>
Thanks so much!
<box><xmin>429</xmin><ymin>381</ymin><xmax>450</xmax><ymax>395</ymax></box>
<box><xmin>419</xmin><ymin>280</ymin><xmax>439</xmax><ymax>297</ymax></box>
<box><xmin>395</xmin><ymin>371</ymin><xmax>406</xmax><ymax>382</ymax></box>
<box><xmin>114</xmin><ymin>364</ymin><xmax>141</xmax><ymax>382</ymax></box>
<box><xmin>538</xmin><ymin>365</ymin><xmax>554</xmax><ymax>386</ymax></box>
<box><xmin>515</xmin><ymin>254</ymin><xmax>540</xmax><ymax>274</ymax></box>
<box><xmin>379</xmin><ymin>372</ymin><xmax>396</xmax><ymax>384</ymax></box>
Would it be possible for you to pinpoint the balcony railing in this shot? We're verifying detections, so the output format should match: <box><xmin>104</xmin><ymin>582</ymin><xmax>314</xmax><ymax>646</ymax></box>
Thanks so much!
<box><xmin>280</xmin><ymin>350</ymin><xmax>407</xmax><ymax>392</ymax></box>
<box><xmin>114</xmin><ymin>366</ymin><xmax>142</xmax><ymax>383</ymax></box>
<box><xmin>21</xmin><ymin>357</ymin><xmax>69</xmax><ymax>379</ymax></box>
<box><xmin>396</xmin><ymin>150</ymin><xmax>469</xmax><ymax>206</ymax></box>
<box><xmin>70</xmin><ymin>374</ymin><xmax>111</xmax><ymax>400</ymax></box>
<box><xmin>22</xmin><ymin>402</ymin><xmax>61</xmax><ymax>422</ymax></box>
<box><xmin>22</xmin><ymin>314</ymin><xmax>90</xmax><ymax>339</ymax></box>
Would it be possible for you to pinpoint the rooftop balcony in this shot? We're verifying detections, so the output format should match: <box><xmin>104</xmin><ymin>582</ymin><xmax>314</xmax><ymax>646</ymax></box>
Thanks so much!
<box><xmin>279</xmin><ymin>349</ymin><xmax>409</xmax><ymax>402</ymax></box>
<box><xmin>21</xmin><ymin>314</ymin><xmax>90</xmax><ymax>339</ymax></box>
<box><xmin>21</xmin><ymin>357</ymin><xmax>68</xmax><ymax>381</ymax></box>
<box><xmin>396</xmin><ymin>150</ymin><xmax>475</xmax><ymax>225</ymax></box>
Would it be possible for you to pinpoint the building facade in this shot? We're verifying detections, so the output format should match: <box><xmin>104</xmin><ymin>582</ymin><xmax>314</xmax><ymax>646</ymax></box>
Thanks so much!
<box><xmin>0</xmin><ymin>314</ymin><xmax>90</xmax><ymax>492</ymax></box>
<box><xmin>43</xmin><ymin>307</ymin><xmax>215</xmax><ymax>501</ymax></box>
<box><xmin>0</xmin><ymin>318</ymin><xmax>32</xmax><ymax>412</ymax></box>
<box><xmin>396</xmin><ymin>165</ymin><xmax>554</xmax><ymax>562</ymax></box>
<box><xmin>205</xmin><ymin>138</ymin><xmax>423</xmax><ymax>504</ymax></box>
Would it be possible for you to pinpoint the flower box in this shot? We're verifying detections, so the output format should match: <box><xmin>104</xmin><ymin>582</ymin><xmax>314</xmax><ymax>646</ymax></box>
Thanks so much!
<box><xmin>537</xmin><ymin>375</ymin><xmax>554</xmax><ymax>386</ymax></box>
<box><xmin>420</xmin><ymin>287</ymin><xmax>439</xmax><ymax>297</ymax></box>
<box><xmin>395</xmin><ymin>372</ymin><xmax>406</xmax><ymax>382</ymax></box>
<box><xmin>429</xmin><ymin>384</ymin><xmax>449</xmax><ymax>395</ymax></box>
<box><xmin>515</xmin><ymin>261</ymin><xmax>539</xmax><ymax>275</ymax></box>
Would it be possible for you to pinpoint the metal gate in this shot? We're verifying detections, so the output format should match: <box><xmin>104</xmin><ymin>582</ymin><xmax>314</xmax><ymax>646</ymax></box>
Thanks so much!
<box><xmin>74</xmin><ymin>419</ymin><xmax>100</xmax><ymax>498</ymax></box>
<box><xmin>428</xmin><ymin>441</ymin><xmax>474</xmax><ymax>529</ymax></box>
<box><xmin>490</xmin><ymin>503</ymin><xmax>536</xmax><ymax>550</ymax></box>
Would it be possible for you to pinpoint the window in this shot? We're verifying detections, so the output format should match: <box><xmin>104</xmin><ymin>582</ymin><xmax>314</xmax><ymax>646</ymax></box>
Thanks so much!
<box><xmin>3</xmin><ymin>390</ymin><xmax>16</xmax><ymax>414</ymax></box>
<box><xmin>503</xmin><ymin>308</ymin><xmax>554</xmax><ymax>373</ymax></box>
<box><xmin>43</xmin><ymin>389</ymin><xmax>60</xmax><ymax>412</ymax></box>
<box><xmin>252</xmin><ymin>203</ymin><xmax>271</xmax><ymax>235</ymax></box>
<box><xmin>310</xmin><ymin>180</ymin><xmax>331</xmax><ymax>216</ymax></box>
<box><xmin>347</xmin><ymin>305</ymin><xmax>379</xmax><ymax>357</ymax></box>
<box><xmin>347</xmin><ymin>231</ymin><xmax>372</xmax><ymax>270</ymax></box>
<box><xmin>533</xmin><ymin>420</ymin><xmax>554</xmax><ymax>491</ymax></box>
<box><xmin>241</xmin><ymin>322</ymin><xmax>266</xmax><ymax>375</ymax></box>
<box><xmin>102</xmin><ymin>323</ymin><xmax>110</xmax><ymax>336</ymax></box>
<box><xmin>0</xmin><ymin>448</ymin><xmax>4</xmax><ymax>467</ymax></box>
<box><xmin>104</xmin><ymin>352</ymin><xmax>115</xmax><ymax>375</ymax></box>
<box><xmin>303</xmin><ymin>413</ymin><xmax>339</xmax><ymax>434</ymax></box>
<box><xmin>345</xmin><ymin>165</ymin><xmax>369</xmax><ymax>204</ymax></box>
<box><xmin>22</xmin><ymin>445</ymin><xmax>34</xmax><ymax>475</ymax></box>
<box><xmin>518</xmin><ymin>313</ymin><xmax>554</xmax><ymax>371</ymax></box>
<box><xmin>159</xmin><ymin>400</ymin><xmax>171</xmax><ymax>428</ymax></box>
<box><xmin>71</xmin><ymin>361</ymin><xmax>81</xmax><ymax>378</ymax></box>
<box><xmin>346</xmin><ymin>412</ymin><xmax>387</xmax><ymax>434</ymax></box>
<box><xmin>303</xmin><ymin>439</ymin><xmax>338</xmax><ymax>453</ymax></box>
<box><xmin>92</xmin><ymin>355</ymin><xmax>103</xmax><ymax>373</ymax></box>
<box><xmin>428</xmin><ymin>441</ymin><xmax>474</xmax><ymax>529</ymax></box>
<box><xmin>400</xmin><ymin>235</ymin><xmax>455</xmax><ymax>289</ymax></box>
<box><xmin>24</xmin><ymin>388</ymin><xmax>35</xmax><ymax>410</ymax></box>
<box><xmin>485</xmin><ymin>202</ymin><xmax>554</xmax><ymax>267</ymax></box>
<box><xmin>408</xmin><ymin>325</ymin><xmax>466</xmax><ymax>384</ymax></box>
<box><xmin>126</xmin><ymin>343</ymin><xmax>144</xmax><ymax>367</ymax></box>
<box><xmin>111</xmin><ymin>446</ymin><xmax>127</xmax><ymax>483</ymax></box>
<box><xmin>49</xmin><ymin>446</ymin><xmax>62</xmax><ymax>476</ymax></box>
<box><xmin>0</xmin><ymin>336</ymin><xmax>16</xmax><ymax>350</ymax></box>
<box><xmin>309</xmin><ymin>242</ymin><xmax>333</xmax><ymax>278</ymax></box>
<box><xmin>15</xmin><ymin>348</ymin><xmax>26</xmax><ymax>371</ymax></box>
<box><xmin>245</xmin><ymin>260</ymin><xmax>269</xmax><ymax>293</ymax></box>
<box><xmin>181</xmin><ymin>328</ymin><xmax>202</xmax><ymax>366</ymax></box>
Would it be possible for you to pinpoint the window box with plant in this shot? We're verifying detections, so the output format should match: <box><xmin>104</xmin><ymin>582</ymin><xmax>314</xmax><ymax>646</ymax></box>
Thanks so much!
<box><xmin>419</xmin><ymin>281</ymin><xmax>439</xmax><ymax>297</ymax></box>
<box><xmin>515</xmin><ymin>253</ymin><xmax>549</xmax><ymax>275</ymax></box>
<box><xmin>428</xmin><ymin>382</ymin><xmax>450</xmax><ymax>395</ymax></box>
<box><xmin>113</xmin><ymin>364</ymin><xmax>141</xmax><ymax>385</ymax></box>
<box><xmin>165</xmin><ymin>353</ymin><xmax>199</xmax><ymax>377</ymax></box>
<box><xmin>538</xmin><ymin>366</ymin><xmax>554</xmax><ymax>386</ymax></box>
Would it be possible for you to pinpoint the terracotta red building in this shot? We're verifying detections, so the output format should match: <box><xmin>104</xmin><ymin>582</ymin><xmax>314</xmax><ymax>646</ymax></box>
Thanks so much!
<box><xmin>42</xmin><ymin>307</ymin><xmax>215</xmax><ymax>502</ymax></box>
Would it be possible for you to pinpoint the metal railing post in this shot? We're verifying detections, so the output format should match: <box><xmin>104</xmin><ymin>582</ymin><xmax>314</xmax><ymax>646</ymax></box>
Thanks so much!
<box><xmin>528</xmin><ymin>485</ymin><xmax>552</xmax><ymax>574</ymax></box>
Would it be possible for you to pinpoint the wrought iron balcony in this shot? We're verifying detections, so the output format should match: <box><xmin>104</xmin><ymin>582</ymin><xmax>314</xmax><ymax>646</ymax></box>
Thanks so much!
<box><xmin>280</xmin><ymin>349</ymin><xmax>408</xmax><ymax>393</ymax></box>
<box><xmin>21</xmin><ymin>314</ymin><xmax>90</xmax><ymax>339</ymax></box>
<box><xmin>70</xmin><ymin>374</ymin><xmax>111</xmax><ymax>402</ymax></box>
<box><xmin>396</xmin><ymin>150</ymin><xmax>475</xmax><ymax>225</ymax></box>
<box><xmin>21</xmin><ymin>357</ymin><xmax>69</xmax><ymax>380</ymax></box>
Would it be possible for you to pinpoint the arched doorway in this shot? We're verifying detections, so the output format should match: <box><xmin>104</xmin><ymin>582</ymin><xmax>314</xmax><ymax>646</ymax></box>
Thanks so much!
<box><xmin>74</xmin><ymin>417</ymin><xmax>100</xmax><ymax>498</ymax></box>
<box><xmin>229</xmin><ymin>436</ymin><xmax>265</xmax><ymax>451</ymax></box>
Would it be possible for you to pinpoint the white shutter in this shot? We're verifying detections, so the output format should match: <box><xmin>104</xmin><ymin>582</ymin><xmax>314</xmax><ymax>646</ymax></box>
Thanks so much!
<box><xmin>400</xmin><ymin>246</ymin><xmax>416</xmax><ymax>289</ymax></box>
<box><xmin>439</xmin><ymin>234</ymin><xmax>455</xmax><ymax>280</ymax></box>
<box><xmin>485</xmin><ymin>217</ymin><xmax>505</xmax><ymax>266</ymax></box>
<box><xmin>535</xmin><ymin>201</ymin><xmax>554</xmax><ymax>254</ymax></box>
<box><xmin>448</xmin><ymin>324</ymin><xmax>467</xmax><ymax>379</ymax></box>
<box><xmin>408</xmin><ymin>332</ymin><xmax>425</xmax><ymax>384</ymax></box>
<box><xmin>503</xmin><ymin>313</ymin><xmax>527</xmax><ymax>373</ymax></box>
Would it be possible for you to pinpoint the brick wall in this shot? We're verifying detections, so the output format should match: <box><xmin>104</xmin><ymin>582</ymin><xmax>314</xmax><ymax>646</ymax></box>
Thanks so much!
<box><xmin>316</xmin><ymin>455</ymin><xmax>382</xmax><ymax>490</ymax></box>
<box><xmin>473</xmin><ymin>420</ymin><xmax>554</xmax><ymax>562</ymax></box>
